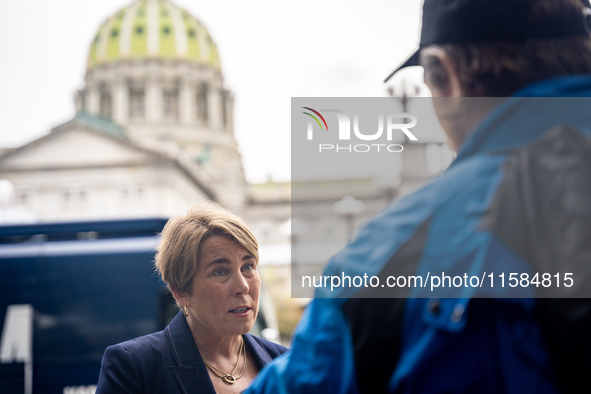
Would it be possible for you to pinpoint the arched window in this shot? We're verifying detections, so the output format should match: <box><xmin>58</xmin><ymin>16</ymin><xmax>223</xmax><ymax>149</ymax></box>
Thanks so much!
<box><xmin>197</xmin><ymin>82</ymin><xmax>209</xmax><ymax>123</ymax></box>
<box><xmin>130</xmin><ymin>87</ymin><xmax>145</xmax><ymax>120</ymax></box>
<box><xmin>100</xmin><ymin>88</ymin><xmax>112</xmax><ymax>118</ymax></box>
<box><xmin>221</xmin><ymin>90</ymin><xmax>228</xmax><ymax>129</ymax></box>
<box><xmin>163</xmin><ymin>89</ymin><xmax>179</xmax><ymax>120</ymax></box>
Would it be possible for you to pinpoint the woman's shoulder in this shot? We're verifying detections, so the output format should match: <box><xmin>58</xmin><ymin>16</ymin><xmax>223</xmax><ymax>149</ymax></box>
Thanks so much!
<box><xmin>245</xmin><ymin>334</ymin><xmax>289</xmax><ymax>359</ymax></box>
<box><xmin>104</xmin><ymin>328</ymin><xmax>171</xmax><ymax>366</ymax></box>
<box><xmin>97</xmin><ymin>328</ymin><xmax>181</xmax><ymax>394</ymax></box>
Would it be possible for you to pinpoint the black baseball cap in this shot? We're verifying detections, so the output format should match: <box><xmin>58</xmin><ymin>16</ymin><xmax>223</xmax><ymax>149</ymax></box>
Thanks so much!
<box><xmin>384</xmin><ymin>0</ymin><xmax>591</xmax><ymax>82</ymax></box>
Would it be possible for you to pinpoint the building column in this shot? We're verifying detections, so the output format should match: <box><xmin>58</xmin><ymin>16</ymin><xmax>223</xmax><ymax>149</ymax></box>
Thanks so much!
<box><xmin>86</xmin><ymin>86</ymin><xmax>100</xmax><ymax>115</ymax></box>
<box><xmin>112</xmin><ymin>79</ymin><xmax>129</xmax><ymax>125</ymax></box>
<box><xmin>226</xmin><ymin>91</ymin><xmax>235</xmax><ymax>135</ymax></box>
<box><xmin>146</xmin><ymin>78</ymin><xmax>162</xmax><ymax>123</ymax></box>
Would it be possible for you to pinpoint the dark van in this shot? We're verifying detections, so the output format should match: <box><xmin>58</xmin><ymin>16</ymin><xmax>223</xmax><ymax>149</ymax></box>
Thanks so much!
<box><xmin>0</xmin><ymin>218</ymin><xmax>276</xmax><ymax>394</ymax></box>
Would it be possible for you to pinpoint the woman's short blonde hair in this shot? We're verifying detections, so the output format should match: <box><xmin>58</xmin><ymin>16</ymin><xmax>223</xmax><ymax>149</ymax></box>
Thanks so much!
<box><xmin>155</xmin><ymin>201</ymin><xmax>258</xmax><ymax>294</ymax></box>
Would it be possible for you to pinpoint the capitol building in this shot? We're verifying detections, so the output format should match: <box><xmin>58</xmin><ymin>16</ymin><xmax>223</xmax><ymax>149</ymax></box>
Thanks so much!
<box><xmin>1</xmin><ymin>0</ymin><xmax>245</xmax><ymax>220</ymax></box>
<box><xmin>0</xmin><ymin>0</ymin><xmax>445</xmax><ymax>304</ymax></box>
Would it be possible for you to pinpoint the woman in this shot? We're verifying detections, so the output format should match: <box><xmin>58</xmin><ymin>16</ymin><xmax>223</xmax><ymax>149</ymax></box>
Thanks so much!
<box><xmin>96</xmin><ymin>202</ymin><xmax>288</xmax><ymax>393</ymax></box>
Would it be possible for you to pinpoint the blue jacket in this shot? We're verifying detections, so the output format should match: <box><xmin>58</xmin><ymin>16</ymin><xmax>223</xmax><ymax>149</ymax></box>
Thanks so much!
<box><xmin>245</xmin><ymin>76</ymin><xmax>591</xmax><ymax>394</ymax></box>
<box><xmin>96</xmin><ymin>311</ymin><xmax>288</xmax><ymax>393</ymax></box>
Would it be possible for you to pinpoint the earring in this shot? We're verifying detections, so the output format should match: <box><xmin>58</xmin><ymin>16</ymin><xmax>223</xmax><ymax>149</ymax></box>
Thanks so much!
<box><xmin>183</xmin><ymin>305</ymin><xmax>189</xmax><ymax>317</ymax></box>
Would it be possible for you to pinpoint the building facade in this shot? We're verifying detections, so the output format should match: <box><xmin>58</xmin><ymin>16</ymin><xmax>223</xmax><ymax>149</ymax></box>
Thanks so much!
<box><xmin>1</xmin><ymin>0</ymin><xmax>245</xmax><ymax>219</ymax></box>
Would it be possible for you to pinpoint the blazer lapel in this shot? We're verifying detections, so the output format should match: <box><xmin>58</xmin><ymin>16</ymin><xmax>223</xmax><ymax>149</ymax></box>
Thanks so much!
<box><xmin>243</xmin><ymin>334</ymin><xmax>273</xmax><ymax>371</ymax></box>
<box><xmin>166</xmin><ymin>312</ymin><xmax>216</xmax><ymax>394</ymax></box>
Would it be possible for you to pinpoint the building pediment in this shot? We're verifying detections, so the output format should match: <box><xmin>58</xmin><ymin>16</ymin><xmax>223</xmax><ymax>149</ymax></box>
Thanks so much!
<box><xmin>0</xmin><ymin>117</ymin><xmax>161</xmax><ymax>171</ymax></box>
<box><xmin>0</xmin><ymin>115</ymin><xmax>215</xmax><ymax>200</ymax></box>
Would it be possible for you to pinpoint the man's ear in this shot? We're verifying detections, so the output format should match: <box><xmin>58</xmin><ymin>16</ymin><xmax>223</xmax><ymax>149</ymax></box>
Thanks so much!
<box><xmin>421</xmin><ymin>46</ymin><xmax>462</xmax><ymax>98</ymax></box>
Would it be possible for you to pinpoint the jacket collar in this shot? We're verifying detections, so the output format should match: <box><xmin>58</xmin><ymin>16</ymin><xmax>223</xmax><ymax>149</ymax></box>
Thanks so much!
<box><xmin>165</xmin><ymin>311</ymin><xmax>275</xmax><ymax>392</ymax></box>
<box><xmin>166</xmin><ymin>311</ymin><xmax>216</xmax><ymax>393</ymax></box>
<box><xmin>243</xmin><ymin>334</ymin><xmax>274</xmax><ymax>371</ymax></box>
<box><xmin>166</xmin><ymin>311</ymin><xmax>204</xmax><ymax>369</ymax></box>
<box><xmin>454</xmin><ymin>75</ymin><xmax>591</xmax><ymax>164</ymax></box>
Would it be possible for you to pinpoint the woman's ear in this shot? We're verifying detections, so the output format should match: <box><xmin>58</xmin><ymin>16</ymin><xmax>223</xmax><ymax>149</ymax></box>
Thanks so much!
<box><xmin>421</xmin><ymin>46</ymin><xmax>462</xmax><ymax>98</ymax></box>
<box><xmin>171</xmin><ymin>289</ymin><xmax>189</xmax><ymax>308</ymax></box>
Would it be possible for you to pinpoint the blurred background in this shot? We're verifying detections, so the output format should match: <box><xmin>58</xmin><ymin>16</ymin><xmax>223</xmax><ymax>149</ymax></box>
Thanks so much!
<box><xmin>0</xmin><ymin>1</ymin><xmax>452</xmax><ymax>392</ymax></box>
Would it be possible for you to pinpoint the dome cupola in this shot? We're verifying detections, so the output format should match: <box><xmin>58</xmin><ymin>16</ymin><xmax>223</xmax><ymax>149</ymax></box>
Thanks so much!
<box><xmin>75</xmin><ymin>0</ymin><xmax>246</xmax><ymax>211</ymax></box>
<box><xmin>86</xmin><ymin>0</ymin><xmax>221</xmax><ymax>71</ymax></box>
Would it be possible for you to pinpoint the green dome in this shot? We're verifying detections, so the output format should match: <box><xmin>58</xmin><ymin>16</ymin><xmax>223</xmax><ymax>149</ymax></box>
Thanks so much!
<box><xmin>87</xmin><ymin>0</ymin><xmax>221</xmax><ymax>70</ymax></box>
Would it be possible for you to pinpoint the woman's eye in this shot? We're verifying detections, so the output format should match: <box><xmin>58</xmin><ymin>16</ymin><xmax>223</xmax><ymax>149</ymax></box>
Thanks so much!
<box><xmin>242</xmin><ymin>263</ymin><xmax>255</xmax><ymax>272</ymax></box>
<box><xmin>212</xmin><ymin>268</ymin><xmax>226</xmax><ymax>276</ymax></box>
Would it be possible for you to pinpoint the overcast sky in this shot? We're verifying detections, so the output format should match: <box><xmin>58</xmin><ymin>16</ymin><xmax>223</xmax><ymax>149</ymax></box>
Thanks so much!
<box><xmin>0</xmin><ymin>0</ymin><xmax>425</xmax><ymax>183</ymax></box>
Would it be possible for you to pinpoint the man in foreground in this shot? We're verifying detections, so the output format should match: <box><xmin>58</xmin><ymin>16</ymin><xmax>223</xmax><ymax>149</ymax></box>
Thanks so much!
<box><xmin>246</xmin><ymin>0</ymin><xmax>591</xmax><ymax>392</ymax></box>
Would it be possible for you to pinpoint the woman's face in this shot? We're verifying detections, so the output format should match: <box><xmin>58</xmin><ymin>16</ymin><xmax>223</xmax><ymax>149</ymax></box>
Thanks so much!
<box><xmin>179</xmin><ymin>235</ymin><xmax>260</xmax><ymax>339</ymax></box>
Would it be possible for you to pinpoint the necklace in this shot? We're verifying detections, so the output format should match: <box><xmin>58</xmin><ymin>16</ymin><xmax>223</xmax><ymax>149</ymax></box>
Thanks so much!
<box><xmin>202</xmin><ymin>337</ymin><xmax>247</xmax><ymax>384</ymax></box>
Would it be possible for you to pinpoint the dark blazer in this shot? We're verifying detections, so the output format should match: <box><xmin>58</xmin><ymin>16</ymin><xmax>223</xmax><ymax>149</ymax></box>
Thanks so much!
<box><xmin>96</xmin><ymin>312</ymin><xmax>288</xmax><ymax>393</ymax></box>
